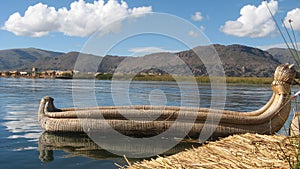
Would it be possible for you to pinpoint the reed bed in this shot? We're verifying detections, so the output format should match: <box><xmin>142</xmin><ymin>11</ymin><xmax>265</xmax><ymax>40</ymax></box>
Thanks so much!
<box><xmin>133</xmin><ymin>75</ymin><xmax>273</xmax><ymax>84</ymax></box>
<box><xmin>290</xmin><ymin>112</ymin><xmax>300</xmax><ymax>137</ymax></box>
<box><xmin>120</xmin><ymin>133</ymin><xmax>298</xmax><ymax>169</ymax></box>
<box><xmin>97</xmin><ymin>74</ymin><xmax>274</xmax><ymax>84</ymax></box>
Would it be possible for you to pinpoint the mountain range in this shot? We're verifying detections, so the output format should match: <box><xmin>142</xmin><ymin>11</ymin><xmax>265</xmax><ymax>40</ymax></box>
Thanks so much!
<box><xmin>0</xmin><ymin>44</ymin><xmax>297</xmax><ymax>77</ymax></box>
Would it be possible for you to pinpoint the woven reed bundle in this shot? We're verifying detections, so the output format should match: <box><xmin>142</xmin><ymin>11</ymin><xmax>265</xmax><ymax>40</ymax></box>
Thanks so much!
<box><xmin>45</xmin><ymin>101</ymin><xmax>274</xmax><ymax>118</ymax></box>
<box><xmin>121</xmin><ymin>133</ymin><xmax>298</xmax><ymax>169</ymax></box>
<box><xmin>290</xmin><ymin>112</ymin><xmax>300</xmax><ymax>136</ymax></box>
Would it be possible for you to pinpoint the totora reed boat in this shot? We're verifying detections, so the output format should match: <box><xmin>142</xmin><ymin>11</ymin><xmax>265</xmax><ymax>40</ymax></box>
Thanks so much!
<box><xmin>38</xmin><ymin>64</ymin><xmax>296</xmax><ymax>139</ymax></box>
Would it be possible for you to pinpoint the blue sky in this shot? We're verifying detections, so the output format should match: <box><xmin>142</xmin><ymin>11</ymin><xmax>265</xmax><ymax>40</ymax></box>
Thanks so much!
<box><xmin>0</xmin><ymin>0</ymin><xmax>299</xmax><ymax>56</ymax></box>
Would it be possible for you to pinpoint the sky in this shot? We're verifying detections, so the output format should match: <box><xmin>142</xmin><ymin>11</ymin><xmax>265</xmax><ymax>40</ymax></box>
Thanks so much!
<box><xmin>0</xmin><ymin>0</ymin><xmax>300</xmax><ymax>56</ymax></box>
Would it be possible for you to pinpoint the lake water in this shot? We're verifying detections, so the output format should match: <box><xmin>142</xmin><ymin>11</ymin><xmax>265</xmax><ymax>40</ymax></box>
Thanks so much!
<box><xmin>0</xmin><ymin>78</ymin><xmax>295</xmax><ymax>169</ymax></box>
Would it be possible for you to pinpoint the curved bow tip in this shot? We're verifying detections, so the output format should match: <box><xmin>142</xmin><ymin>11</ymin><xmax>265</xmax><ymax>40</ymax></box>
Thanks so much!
<box><xmin>289</xmin><ymin>64</ymin><xmax>295</xmax><ymax>69</ymax></box>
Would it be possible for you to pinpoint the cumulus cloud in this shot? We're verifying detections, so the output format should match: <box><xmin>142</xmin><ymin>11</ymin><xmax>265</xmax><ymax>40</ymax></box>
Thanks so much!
<box><xmin>284</xmin><ymin>8</ymin><xmax>300</xmax><ymax>31</ymax></box>
<box><xmin>220</xmin><ymin>0</ymin><xmax>278</xmax><ymax>38</ymax></box>
<box><xmin>192</xmin><ymin>12</ymin><xmax>203</xmax><ymax>21</ymax></box>
<box><xmin>3</xmin><ymin>3</ymin><xmax>59</xmax><ymax>37</ymax></box>
<box><xmin>2</xmin><ymin>0</ymin><xmax>152</xmax><ymax>37</ymax></box>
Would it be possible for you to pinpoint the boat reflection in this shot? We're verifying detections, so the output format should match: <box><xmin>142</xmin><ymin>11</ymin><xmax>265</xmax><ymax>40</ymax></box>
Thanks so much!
<box><xmin>38</xmin><ymin>132</ymin><xmax>201</xmax><ymax>162</ymax></box>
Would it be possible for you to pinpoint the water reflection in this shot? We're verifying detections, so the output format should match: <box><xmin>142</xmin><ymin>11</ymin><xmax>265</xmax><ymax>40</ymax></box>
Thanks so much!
<box><xmin>3</xmin><ymin>105</ymin><xmax>42</xmax><ymax>141</ymax></box>
<box><xmin>38</xmin><ymin>132</ymin><xmax>201</xmax><ymax>162</ymax></box>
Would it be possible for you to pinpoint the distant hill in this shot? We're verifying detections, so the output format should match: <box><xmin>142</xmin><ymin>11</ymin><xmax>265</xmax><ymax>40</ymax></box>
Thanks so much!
<box><xmin>28</xmin><ymin>52</ymin><xmax>102</xmax><ymax>72</ymax></box>
<box><xmin>267</xmin><ymin>48</ymin><xmax>299</xmax><ymax>65</ymax></box>
<box><xmin>0</xmin><ymin>48</ymin><xmax>63</xmax><ymax>71</ymax></box>
<box><xmin>29</xmin><ymin>53</ymin><xmax>127</xmax><ymax>73</ymax></box>
<box><xmin>215</xmin><ymin>44</ymin><xmax>280</xmax><ymax>77</ymax></box>
<box><xmin>176</xmin><ymin>44</ymin><xmax>280</xmax><ymax>77</ymax></box>
<box><xmin>0</xmin><ymin>45</ymin><xmax>295</xmax><ymax>77</ymax></box>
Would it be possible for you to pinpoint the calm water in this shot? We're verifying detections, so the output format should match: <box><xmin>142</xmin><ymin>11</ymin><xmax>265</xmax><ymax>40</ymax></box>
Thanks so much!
<box><xmin>0</xmin><ymin>78</ymin><xmax>294</xmax><ymax>169</ymax></box>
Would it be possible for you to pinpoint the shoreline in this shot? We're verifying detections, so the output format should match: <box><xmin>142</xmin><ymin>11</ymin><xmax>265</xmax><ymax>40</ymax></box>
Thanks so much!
<box><xmin>0</xmin><ymin>75</ymin><xmax>274</xmax><ymax>84</ymax></box>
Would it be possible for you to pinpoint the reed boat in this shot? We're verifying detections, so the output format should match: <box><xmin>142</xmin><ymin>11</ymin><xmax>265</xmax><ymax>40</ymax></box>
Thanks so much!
<box><xmin>38</xmin><ymin>64</ymin><xmax>296</xmax><ymax>138</ymax></box>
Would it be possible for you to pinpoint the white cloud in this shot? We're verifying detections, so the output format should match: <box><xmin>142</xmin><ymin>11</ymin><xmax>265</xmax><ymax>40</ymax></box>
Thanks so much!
<box><xmin>199</xmin><ymin>25</ymin><xmax>205</xmax><ymax>32</ymax></box>
<box><xmin>188</xmin><ymin>30</ymin><xmax>200</xmax><ymax>37</ymax></box>
<box><xmin>2</xmin><ymin>3</ymin><xmax>59</xmax><ymax>37</ymax></box>
<box><xmin>2</xmin><ymin>0</ymin><xmax>152</xmax><ymax>37</ymax></box>
<box><xmin>220</xmin><ymin>0</ymin><xmax>278</xmax><ymax>38</ymax></box>
<box><xmin>128</xmin><ymin>46</ymin><xmax>178</xmax><ymax>56</ymax></box>
<box><xmin>188</xmin><ymin>26</ymin><xmax>205</xmax><ymax>37</ymax></box>
<box><xmin>284</xmin><ymin>8</ymin><xmax>300</xmax><ymax>31</ymax></box>
<box><xmin>192</xmin><ymin>12</ymin><xmax>203</xmax><ymax>21</ymax></box>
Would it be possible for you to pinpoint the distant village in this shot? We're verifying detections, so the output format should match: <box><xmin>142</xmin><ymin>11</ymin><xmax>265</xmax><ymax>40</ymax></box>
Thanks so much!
<box><xmin>0</xmin><ymin>67</ymin><xmax>165</xmax><ymax>80</ymax></box>
<box><xmin>0</xmin><ymin>67</ymin><xmax>76</xmax><ymax>79</ymax></box>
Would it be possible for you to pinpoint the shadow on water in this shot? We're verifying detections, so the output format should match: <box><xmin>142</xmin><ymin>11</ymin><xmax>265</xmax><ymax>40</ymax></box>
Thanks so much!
<box><xmin>38</xmin><ymin>132</ymin><xmax>201</xmax><ymax>163</ymax></box>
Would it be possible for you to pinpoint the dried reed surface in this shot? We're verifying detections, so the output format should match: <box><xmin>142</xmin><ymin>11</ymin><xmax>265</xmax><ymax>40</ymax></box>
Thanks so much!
<box><xmin>121</xmin><ymin>133</ymin><xmax>298</xmax><ymax>169</ymax></box>
<box><xmin>290</xmin><ymin>112</ymin><xmax>300</xmax><ymax>136</ymax></box>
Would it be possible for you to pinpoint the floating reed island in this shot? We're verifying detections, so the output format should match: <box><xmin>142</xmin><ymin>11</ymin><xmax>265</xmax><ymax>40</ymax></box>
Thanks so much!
<box><xmin>121</xmin><ymin>133</ymin><xmax>298</xmax><ymax>169</ymax></box>
<box><xmin>38</xmin><ymin>64</ymin><xmax>296</xmax><ymax>139</ymax></box>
